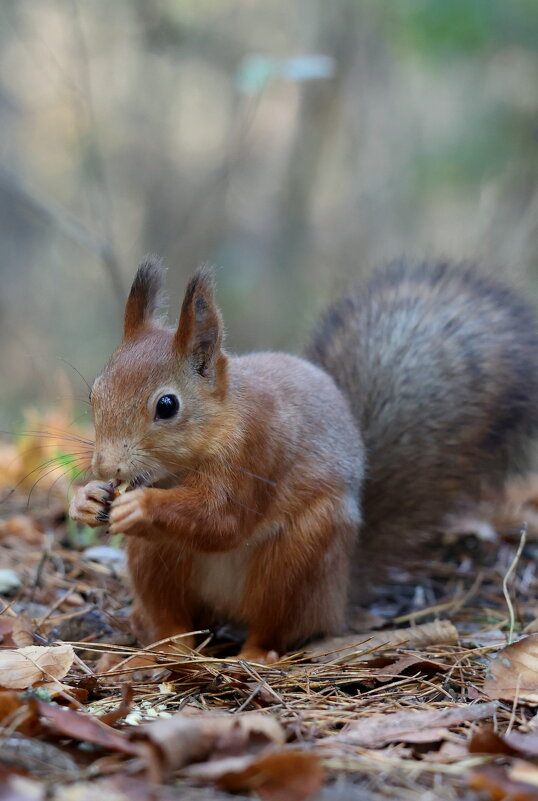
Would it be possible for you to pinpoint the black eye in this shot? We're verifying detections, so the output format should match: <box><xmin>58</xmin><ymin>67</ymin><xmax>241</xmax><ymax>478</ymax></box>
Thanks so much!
<box><xmin>155</xmin><ymin>394</ymin><xmax>180</xmax><ymax>420</ymax></box>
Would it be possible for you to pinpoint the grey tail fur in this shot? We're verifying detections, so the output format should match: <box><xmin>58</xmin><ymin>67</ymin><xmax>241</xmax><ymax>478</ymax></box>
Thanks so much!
<box><xmin>306</xmin><ymin>259</ymin><xmax>538</xmax><ymax>563</ymax></box>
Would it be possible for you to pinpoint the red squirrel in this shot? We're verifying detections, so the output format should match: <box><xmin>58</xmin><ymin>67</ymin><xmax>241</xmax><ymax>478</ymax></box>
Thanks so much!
<box><xmin>70</xmin><ymin>260</ymin><xmax>363</xmax><ymax>663</ymax></box>
<box><xmin>70</xmin><ymin>258</ymin><xmax>538</xmax><ymax>663</ymax></box>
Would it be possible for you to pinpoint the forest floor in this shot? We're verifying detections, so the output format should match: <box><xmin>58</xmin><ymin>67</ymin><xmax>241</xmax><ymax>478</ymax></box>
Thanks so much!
<box><xmin>3</xmin><ymin>421</ymin><xmax>538</xmax><ymax>800</ymax></box>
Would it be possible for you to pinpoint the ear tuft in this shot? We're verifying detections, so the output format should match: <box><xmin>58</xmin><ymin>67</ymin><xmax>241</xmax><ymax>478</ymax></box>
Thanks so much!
<box><xmin>175</xmin><ymin>265</ymin><xmax>224</xmax><ymax>379</ymax></box>
<box><xmin>123</xmin><ymin>256</ymin><xmax>166</xmax><ymax>339</ymax></box>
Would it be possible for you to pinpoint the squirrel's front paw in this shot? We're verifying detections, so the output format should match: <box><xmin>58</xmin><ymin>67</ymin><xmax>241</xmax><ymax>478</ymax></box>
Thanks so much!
<box><xmin>109</xmin><ymin>489</ymin><xmax>150</xmax><ymax>535</ymax></box>
<box><xmin>69</xmin><ymin>480</ymin><xmax>115</xmax><ymax>527</ymax></box>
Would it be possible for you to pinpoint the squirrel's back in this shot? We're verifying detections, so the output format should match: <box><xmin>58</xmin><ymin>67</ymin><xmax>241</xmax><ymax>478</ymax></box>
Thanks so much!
<box><xmin>306</xmin><ymin>260</ymin><xmax>538</xmax><ymax>548</ymax></box>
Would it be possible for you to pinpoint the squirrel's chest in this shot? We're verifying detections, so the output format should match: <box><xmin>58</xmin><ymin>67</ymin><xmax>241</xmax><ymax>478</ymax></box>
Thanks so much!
<box><xmin>190</xmin><ymin>547</ymin><xmax>251</xmax><ymax>618</ymax></box>
<box><xmin>190</xmin><ymin>520</ymin><xmax>283</xmax><ymax>620</ymax></box>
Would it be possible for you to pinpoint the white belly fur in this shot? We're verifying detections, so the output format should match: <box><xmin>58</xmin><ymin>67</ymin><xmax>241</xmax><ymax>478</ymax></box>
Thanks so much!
<box><xmin>190</xmin><ymin>520</ymin><xmax>283</xmax><ymax>620</ymax></box>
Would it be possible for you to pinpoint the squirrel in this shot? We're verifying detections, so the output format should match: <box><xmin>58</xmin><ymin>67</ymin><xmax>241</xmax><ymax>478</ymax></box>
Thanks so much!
<box><xmin>69</xmin><ymin>257</ymin><xmax>538</xmax><ymax>664</ymax></box>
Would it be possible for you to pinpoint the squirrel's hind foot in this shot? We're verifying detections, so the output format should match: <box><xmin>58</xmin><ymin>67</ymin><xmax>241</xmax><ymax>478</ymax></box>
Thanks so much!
<box><xmin>237</xmin><ymin>645</ymin><xmax>280</xmax><ymax>665</ymax></box>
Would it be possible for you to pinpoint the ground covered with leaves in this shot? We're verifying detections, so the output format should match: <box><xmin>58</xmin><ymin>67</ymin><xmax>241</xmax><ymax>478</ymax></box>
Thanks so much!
<box><xmin>3</xmin><ymin>420</ymin><xmax>538</xmax><ymax>800</ymax></box>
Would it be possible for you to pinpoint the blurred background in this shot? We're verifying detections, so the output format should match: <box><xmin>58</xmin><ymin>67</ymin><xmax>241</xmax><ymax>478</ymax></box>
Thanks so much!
<box><xmin>1</xmin><ymin>0</ymin><xmax>538</xmax><ymax>424</ymax></box>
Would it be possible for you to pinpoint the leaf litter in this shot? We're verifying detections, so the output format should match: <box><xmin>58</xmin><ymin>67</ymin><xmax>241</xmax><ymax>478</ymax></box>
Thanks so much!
<box><xmin>5</xmin><ymin>421</ymin><xmax>538</xmax><ymax>798</ymax></box>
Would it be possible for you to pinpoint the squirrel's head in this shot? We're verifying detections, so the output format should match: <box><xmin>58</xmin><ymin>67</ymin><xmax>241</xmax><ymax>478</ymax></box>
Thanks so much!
<box><xmin>90</xmin><ymin>258</ymin><xmax>228</xmax><ymax>486</ymax></box>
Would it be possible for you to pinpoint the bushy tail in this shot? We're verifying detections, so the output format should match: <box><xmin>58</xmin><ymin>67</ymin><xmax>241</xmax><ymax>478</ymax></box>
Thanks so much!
<box><xmin>306</xmin><ymin>260</ymin><xmax>538</xmax><ymax>553</ymax></box>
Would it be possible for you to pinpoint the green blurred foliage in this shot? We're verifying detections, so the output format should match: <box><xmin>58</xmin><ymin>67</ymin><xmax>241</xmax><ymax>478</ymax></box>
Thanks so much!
<box><xmin>388</xmin><ymin>0</ymin><xmax>538</xmax><ymax>57</ymax></box>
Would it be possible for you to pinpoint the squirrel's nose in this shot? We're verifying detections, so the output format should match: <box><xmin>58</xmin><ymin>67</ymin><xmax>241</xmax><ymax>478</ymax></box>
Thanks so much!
<box><xmin>92</xmin><ymin>450</ymin><xmax>129</xmax><ymax>482</ymax></box>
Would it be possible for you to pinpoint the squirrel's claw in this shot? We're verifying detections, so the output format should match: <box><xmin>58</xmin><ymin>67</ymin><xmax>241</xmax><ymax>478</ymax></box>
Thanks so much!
<box><xmin>70</xmin><ymin>480</ymin><xmax>113</xmax><ymax>527</ymax></box>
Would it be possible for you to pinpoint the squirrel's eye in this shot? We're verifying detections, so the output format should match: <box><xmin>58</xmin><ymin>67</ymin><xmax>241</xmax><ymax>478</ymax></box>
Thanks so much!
<box><xmin>155</xmin><ymin>394</ymin><xmax>180</xmax><ymax>420</ymax></box>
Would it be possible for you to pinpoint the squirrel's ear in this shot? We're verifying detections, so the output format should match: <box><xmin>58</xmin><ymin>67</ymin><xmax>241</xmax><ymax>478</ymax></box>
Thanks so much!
<box><xmin>123</xmin><ymin>257</ymin><xmax>165</xmax><ymax>339</ymax></box>
<box><xmin>174</xmin><ymin>266</ymin><xmax>224</xmax><ymax>378</ymax></box>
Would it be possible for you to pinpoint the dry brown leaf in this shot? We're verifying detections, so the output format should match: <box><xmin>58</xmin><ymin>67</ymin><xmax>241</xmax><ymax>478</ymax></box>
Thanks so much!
<box><xmin>0</xmin><ymin>691</ymin><xmax>41</xmax><ymax>736</ymax></box>
<box><xmin>483</xmin><ymin>634</ymin><xmax>538</xmax><ymax>702</ymax></box>
<box><xmin>1</xmin><ymin>733</ymin><xmax>78</xmax><ymax>777</ymax></box>
<box><xmin>422</xmin><ymin>740</ymin><xmax>469</xmax><ymax>763</ymax></box>
<box><xmin>469</xmin><ymin>726</ymin><xmax>514</xmax><ymax>756</ymax></box>
<box><xmin>0</xmin><ymin>515</ymin><xmax>43</xmax><ymax>545</ymax></box>
<box><xmin>309</xmin><ymin>620</ymin><xmax>459</xmax><ymax>663</ymax></box>
<box><xmin>58</xmin><ymin>775</ymin><xmax>191</xmax><ymax>801</ymax></box>
<box><xmin>470</xmin><ymin>764</ymin><xmax>538</xmax><ymax>801</ymax></box>
<box><xmin>37</xmin><ymin>682</ymin><xmax>90</xmax><ymax>703</ymax></box>
<box><xmin>510</xmin><ymin>759</ymin><xmax>538</xmax><ymax>788</ymax></box>
<box><xmin>524</xmin><ymin>619</ymin><xmax>538</xmax><ymax>635</ymax></box>
<box><xmin>35</xmin><ymin>698</ymin><xmax>155</xmax><ymax>771</ymax></box>
<box><xmin>0</xmin><ymin>689</ymin><xmax>24</xmax><ymax>722</ymax></box>
<box><xmin>333</xmin><ymin>702</ymin><xmax>497</xmax><ymax>747</ymax></box>
<box><xmin>99</xmin><ymin>683</ymin><xmax>133</xmax><ymax>725</ymax></box>
<box><xmin>0</xmin><ymin>616</ymin><xmax>14</xmax><ymax>645</ymax></box>
<box><xmin>466</xmin><ymin>723</ymin><xmax>538</xmax><ymax>779</ymax></box>
<box><xmin>187</xmin><ymin>749</ymin><xmax>324</xmax><ymax>801</ymax></box>
<box><xmin>36</xmin><ymin>699</ymin><xmax>132</xmax><ymax>751</ymax></box>
<box><xmin>0</xmin><ymin>773</ymin><xmax>46</xmax><ymax>801</ymax></box>
<box><xmin>471</xmin><ymin>727</ymin><xmax>538</xmax><ymax>760</ymax></box>
<box><xmin>11</xmin><ymin>613</ymin><xmax>37</xmax><ymax>647</ymax></box>
<box><xmin>130</xmin><ymin>711</ymin><xmax>285</xmax><ymax>774</ymax></box>
<box><xmin>504</xmin><ymin>731</ymin><xmax>538</xmax><ymax>758</ymax></box>
<box><xmin>0</xmin><ymin>644</ymin><xmax>74</xmax><ymax>689</ymax></box>
<box><xmin>370</xmin><ymin>653</ymin><xmax>449</xmax><ymax>682</ymax></box>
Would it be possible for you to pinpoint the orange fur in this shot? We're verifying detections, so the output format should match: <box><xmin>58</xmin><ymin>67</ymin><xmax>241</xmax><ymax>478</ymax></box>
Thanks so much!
<box><xmin>71</xmin><ymin>259</ymin><xmax>363</xmax><ymax>661</ymax></box>
<box><xmin>70</xmin><ymin>257</ymin><xmax>538</xmax><ymax>661</ymax></box>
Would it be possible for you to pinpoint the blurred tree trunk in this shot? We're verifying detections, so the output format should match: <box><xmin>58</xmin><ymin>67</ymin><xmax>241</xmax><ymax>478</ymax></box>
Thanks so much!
<box><xmin>270</xmin><ymin>1</ymin><xmax>357</xmax><ymax>339</ymax></box>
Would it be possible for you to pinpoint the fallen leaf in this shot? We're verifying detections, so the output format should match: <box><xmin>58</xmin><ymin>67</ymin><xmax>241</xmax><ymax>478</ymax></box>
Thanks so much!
<box><xmin>309</xmin><ymin>620</ymin><xmax>459</xmax><ymax>663</ymax></box>
<box><xmin>370</xmin><ymin>653</ymin><xmax>449</xmax><ymax>682</ymax></box>
<box><xmin>504</xmin><ymin>731</ymin><xmax>538</xmax><ymax>758</ymax></box>
<box><xmin>99</xmin><ymin>683</ymin><xmax>133</xmax><ymax>725</ymax></box>
<box><xmin>0</xmin><ymin>644</ymin><xmax>74</xmax><ymax>689</ymax></box>
<box><xmin>0</xmin><ymin>690</ymin><xmax>24</xmax><ymax>722</ymax></box>
<box><xmin>333</xmin><ymin>702</ymin><xmax>497</xmax><ymax>747</ymax></box>
<box><xmin>469</xmin><ymin>726</ymin><xmax>514</xmax><ymax>756</ymax></box>
<box><xmin>35</xmin><ymin>699</ymin><xmax>141</xmax><ymax>756</ymax></box>
<box><xmin>0</xmin><ymin>690</ymin><xmax>40</xmax><ymax>737</ymax></box>
<box><xmin>130</xmin><ymin>711</ymin><xmax>285</xmax><ymax>774</ymax></box>
<box><xmin>510</xmin><ymin>759</ymin><xmax>538</xmax><ymax>788</ymax></box>
<box><xmin>188</xmin><ymin>749</ymin><xmax>324</xmax><ymax>801</ymax></box>
<box><xmin>57</xmin><ymin>775</ymin><xmax>186</xmax><ymax>801</ymax></box>
<box><xmin>0</xmin><ymin>514</ymin><xmax>43</xmax><ymax>545</ymax></box>
<box><xmin>462</xmin><ymin>629</ymin><xmax>507</xmax><ymax>648</ymax></box>
<box><xmin>422</xmin><ymin>740</ymin><xmax>469</xmax><ymax>763</ymax></box>
<box><xmin>35</xmin><ymin>699</ymin><xmax>162</xmax><ymax>781</ymax></box>
<box><xmin>0</xmin><ymin>733</ymin><xmax>78</xmax><ymax>777</ymax></box>
<box><xmin>484</xmin><ymin>634</ymin><xmax>538</xmax><ymax>702</ymax></box>
<box><xmin>38</xmin><ymin>682</ymin><xmax>90</xmax><ymax>703</ymax></box>
<box><xmin>524</xmin><ymin>619</ymin><xmax>538</xmax><ymax>635</ymax></box>
<box><xmin>0</xmin><ymin>616</ymin><xmax>14</xmax><ymax>645</ymax></box>
<box><xmin>470</xmin><ymin>765</ymin><xmax>538</xmax><ymax>801</ymax></box>
<box><xmin>0</xmin><ymin>772</ymin><xmax>46</xmax><ymax>801</ymax></box>
<box><xmin>469</xmin><ymin>725</ymin><xmax>538</xmax><ymax>762</ymax></box>
<box><xmin>11</xmin><ymin>613</ymin><xmax>37</xmax><ymax>647</ymax></box>
<box><xmin>0</xmin><ymin>691</ymin><xmax>42</xmax><ymax>738</ymax></box>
